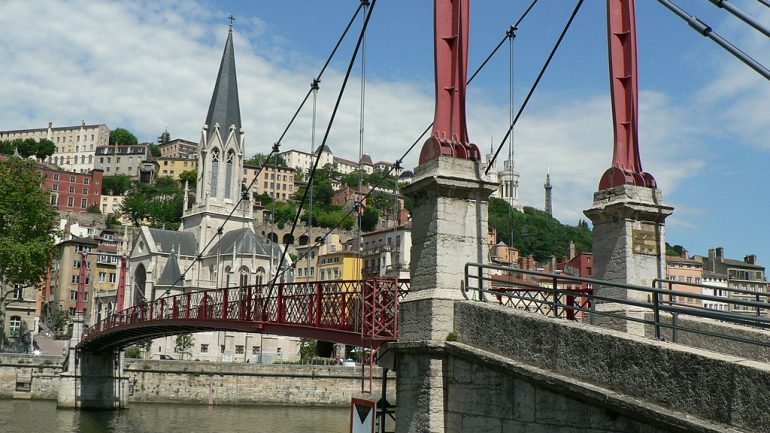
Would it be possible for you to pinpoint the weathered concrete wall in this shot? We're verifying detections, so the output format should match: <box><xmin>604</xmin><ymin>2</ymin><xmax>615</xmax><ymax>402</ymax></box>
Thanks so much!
<box><xmin>124</xmin><ymin>360</ymin><xmax>395</xmax><ymax>406</ymax></box>
<box><xmin>451</xmin><ymin>301</ymin><xmax>770</xmax><ymax>432</ymax></box>
<box><xmin>396</xmin><ymin>341</ymin><xmax>734</xmax><ymax>433</ymax></box>
<box><xmin>643</xmin><ymin>312</ymin><xmax>770</xmax><ymax>362</ymax></box>
<box><xmin>0</xmin><ymin>355</ymin><xmax>63</xmax><ymax>400</ymax></box>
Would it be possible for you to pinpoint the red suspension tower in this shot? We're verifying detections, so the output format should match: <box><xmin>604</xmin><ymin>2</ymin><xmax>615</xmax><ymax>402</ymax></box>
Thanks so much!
<box><xmin>598</xmin><ymin>0</ymin><xmax>656</xmax><ymax>190</ymax></box>
<box><xmin>419</xmin><ymin>0</ymin><xmax>481</xmax><ymax>164</ymax></box>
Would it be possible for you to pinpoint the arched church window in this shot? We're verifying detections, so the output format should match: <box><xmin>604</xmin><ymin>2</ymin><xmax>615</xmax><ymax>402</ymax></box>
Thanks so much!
<box><xmin>239</xmin><ymin>266</ymin><xmax>249</xmax><ymax>287</ymax></box>
<box><xmin>210</xmin><ymin>148</ymin><xmax>220</xmax><ymax>197</ymax></box>
<box><xmin>224</xmin><ymin>265</ymin><xmax>231</xmax><ymax>288</ymax></box>
<box><xmin>256</xmin><ymin>267</ymin><xmax>265</xmax><ymax>286</ymax></box>
<box><xmin>225</xmin><ymin>150</ymin><xmax>235</xmax><ymax>199</ymax></box>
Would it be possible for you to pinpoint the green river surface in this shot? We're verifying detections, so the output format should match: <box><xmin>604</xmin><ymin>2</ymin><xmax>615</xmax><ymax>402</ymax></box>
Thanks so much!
<box><xmin>0</xmin><ymin>399</ymin><xmax>352</xmax><ymax>433</ymax></box>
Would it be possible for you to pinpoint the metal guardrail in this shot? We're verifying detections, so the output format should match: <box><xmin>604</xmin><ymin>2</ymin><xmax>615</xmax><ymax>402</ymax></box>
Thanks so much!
<box><xmin>464</xmin><ymin>262</ymin><xmax>770</xmax><ymax>349</ymax></box>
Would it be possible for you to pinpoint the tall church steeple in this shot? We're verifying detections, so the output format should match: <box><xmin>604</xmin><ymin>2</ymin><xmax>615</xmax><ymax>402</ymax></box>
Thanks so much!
<box><xmin>204</xmin><ymin>27</ymin><xmax>242</xmax><ymax>146</ymax></box>
<box><xmin>181</xmin><ymin>25</ymin><xmax>252</xmax><ymax>249</ymax></box>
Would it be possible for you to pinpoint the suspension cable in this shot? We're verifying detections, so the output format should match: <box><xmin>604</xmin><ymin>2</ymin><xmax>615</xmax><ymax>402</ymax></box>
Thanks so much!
<box><xmin>508</xmin><ymin>22</ymin><xmax>516</xmax><ymax>247</ymax></box>
<box><xmin>357</xmin><ymin>0</ymin><xmax>369</xmax><ymax>280</ymax></box>
<box><xmin>486</xmin><ymin>0</ymin><xmax>585</xmax><ymax>175</ymax></box>
<box><xmin>706</xmin><ymin>0</ymin><xmax>770</xmax><ymax>38</ymax></box>
<box><xmin>658</xmin><ymin>0</ymin><xmax>770</xmax><ymax>80</ymax></box>
<box><xmin>263</xmin><ymin>0</ymin><xmax>378</xmax><ymax>314</ymax></box>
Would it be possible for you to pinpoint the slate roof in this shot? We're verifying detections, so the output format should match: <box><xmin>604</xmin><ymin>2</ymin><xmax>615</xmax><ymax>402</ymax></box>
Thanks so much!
<box><xmin>147</xmin><ymin>228</ymin><xmax>197</xmax><ymax>256</ymax></box>
<box><xmin>206</xmin><ymin>227</ymin><xmax>282</xmax><ymax>257</ymax></box>
<box><xmin>205</xmin><ymin>29</ymin><xmax>241</xmax><ymax>143</ymax></box>
<box><xmin>313</xmin><ymin>144</ymin><xmax>333</xmax><ymax>155</ymax></box>
<box><xmin>156</xmin><ymin>250</ymin><xmax>182</xmax><ymax>287</ymax></box>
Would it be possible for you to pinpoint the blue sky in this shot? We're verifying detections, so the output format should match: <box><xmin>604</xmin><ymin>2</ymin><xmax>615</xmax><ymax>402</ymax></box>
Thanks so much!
<box><xmin>0</xmin><ymin>1</ymin><xmax>768</xmax><ymax>265</ymax></box>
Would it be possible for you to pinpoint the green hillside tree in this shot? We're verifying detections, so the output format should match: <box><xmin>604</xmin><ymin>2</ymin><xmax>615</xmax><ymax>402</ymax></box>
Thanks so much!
<box><xmin>109</xmin><ymin>128</ymin><xmax>138</xmax><ymax>145</ymax></box>
<box><xmin>0</xmin><ymin>158</ymin><xmax>59</xmax><ymax>348</ymax></box>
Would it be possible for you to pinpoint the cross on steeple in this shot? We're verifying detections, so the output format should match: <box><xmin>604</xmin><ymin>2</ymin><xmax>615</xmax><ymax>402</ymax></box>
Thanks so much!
<box><xmin>228</xmin><ymin>15</ymin><xmax>235</xmax><ymax>30</ymax></box>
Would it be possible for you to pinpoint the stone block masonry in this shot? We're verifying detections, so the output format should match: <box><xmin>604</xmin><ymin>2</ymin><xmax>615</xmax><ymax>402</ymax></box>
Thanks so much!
<box><xmin>0</xmin><ymin>355</ymin><xmax>63</xmax><ymax>400</ymax></box>
<box><xmin>0</xmin><ymin>354</ymin><xmax>395</xmax><ymax>407</ymax></box>
<box><xmin>124</xmin><ymin>360</ymin><xmax>395</xmax><ymax>407</ymax></box>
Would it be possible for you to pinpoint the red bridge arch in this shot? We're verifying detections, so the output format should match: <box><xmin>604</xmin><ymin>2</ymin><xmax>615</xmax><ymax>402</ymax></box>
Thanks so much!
<box><xmin>78</xmin><ymin>279</ymin><xmax>409</xmax><ymax>352</ymax></box>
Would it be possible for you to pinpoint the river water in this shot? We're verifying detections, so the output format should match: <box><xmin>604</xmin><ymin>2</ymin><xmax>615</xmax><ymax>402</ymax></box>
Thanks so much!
<box><xmin>0</xmin><ymin>400</ymin><xmax>351</xmax><ymax>433</ymax></box>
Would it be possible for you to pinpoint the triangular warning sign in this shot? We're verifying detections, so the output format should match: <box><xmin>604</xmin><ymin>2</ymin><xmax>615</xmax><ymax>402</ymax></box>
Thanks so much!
<box><xmin>356</xmin><ymin>404</ymin><xmax>372</xmax><ymax>424</ymax></box>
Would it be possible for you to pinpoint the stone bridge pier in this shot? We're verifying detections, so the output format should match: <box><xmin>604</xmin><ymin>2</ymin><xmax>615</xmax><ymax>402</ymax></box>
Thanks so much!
<box><xmin>57</xmin><ymin>316</ymin><xmax>128</xmax><ymax>409</ymax></box>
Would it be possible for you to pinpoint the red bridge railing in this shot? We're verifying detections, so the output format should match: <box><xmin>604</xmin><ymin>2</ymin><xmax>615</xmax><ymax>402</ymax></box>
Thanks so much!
<box><xmin>80</xmin><ymin>278</ymin><xmax>409</xmax><ymax>349</ymax></box>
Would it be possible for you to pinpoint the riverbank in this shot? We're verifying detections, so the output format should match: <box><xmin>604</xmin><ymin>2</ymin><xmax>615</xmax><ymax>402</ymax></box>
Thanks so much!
<box><xmin>0</xmin><ymin>354</ymin><xmax>395</xmax><ymax>406</ymax></box>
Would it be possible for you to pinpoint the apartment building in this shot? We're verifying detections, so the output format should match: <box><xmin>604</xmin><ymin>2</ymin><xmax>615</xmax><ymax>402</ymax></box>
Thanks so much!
<box><xmin>665</xmin><ymin>253</ymin><xmax>705</xmax><ymax>306</ymax></box>
<box><xmin>95</xmin><ymin>144</ymin><xmax>151</xmax><ymax>178</ymax></box>
<box><xmin>159</xmin><ymin>138</ymin><xmax>197</xmax><ymax>159</ymax></box>
<box><xmin>361</xmin><ymin>225</ymin><xmax>411</xmax><ymax>279</ymax></box>
<box><xmin>694</xmin><ymin>247</ymin><xmax>768</xmax><ymax>315</ymax></box>
<box><xmin>0</xmin><ymin>121</ymin><xmax>110</xmax><ymax>174</ymax></box>
<box><xmin>243</xmin><ymin>163</ymin><xmax>295</xmax><ymax>201</ymax></box>
<box><xmin>157</xmin><ymin>157</ymin><xmax>197</xmax><ymax>179</ymax></box>
<box><xmin>39</xmin><ymin>165</ymin><xmax>104</xmax><ymax>213</ymax></box>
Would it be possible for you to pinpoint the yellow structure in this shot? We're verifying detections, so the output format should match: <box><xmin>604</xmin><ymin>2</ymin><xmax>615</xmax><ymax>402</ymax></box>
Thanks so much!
<box><xmin>318</xmin><ymin>249</ymin><xmax>362</xmax><ymax>281</ymax></box>
<box><xmin>157</xmin><ymin>157</ymin><xmax>197</xmax><ymax>179</ymax></box>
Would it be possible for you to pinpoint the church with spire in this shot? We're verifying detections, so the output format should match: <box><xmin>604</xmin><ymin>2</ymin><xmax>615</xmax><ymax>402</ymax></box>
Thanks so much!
<box><xmin>125</xmin><ymin>26</ymin><xmax>296</xmax><ymax>361</ymax></box>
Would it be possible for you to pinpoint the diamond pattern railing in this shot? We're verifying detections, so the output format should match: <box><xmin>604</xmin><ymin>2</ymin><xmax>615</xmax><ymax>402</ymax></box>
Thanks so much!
<box><xmin>80</xmin><ymin>278</ymin><xmax>410</xmax><ymax>349</ymax></box>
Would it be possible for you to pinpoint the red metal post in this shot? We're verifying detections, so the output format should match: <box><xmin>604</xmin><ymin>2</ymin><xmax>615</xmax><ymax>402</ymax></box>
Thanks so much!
<box><xmin>76</xmin><ymin>252</ymin><xmax>88</xmax><ymax>315</ymax></box>
<box><xmin>173</xmin><ymin>296</ymin><xmax>178</xmax><ymax>319</ymax></box>
<box><xmin>315</xmin><ymin>283</ymin><xmax>323</xmax><ymax>328</ymax></box>
<box><xmin>419</xmin><ymin>0</ymin><xmax>480</xmax><ymax>164</ymax></box>
<box><xmin>277</xmin><ymin>284</ymin><xmax>285</xmax><ymax>323</ymax></box>
<box><xmin>116</xmin><ymin>256</ymin><xmax>127</xmax><ymax>312</ymax></box>
<box><xmin>598</xmin><ymin>0</ymin><xmax>656</xmax><ymax>190</ymax></box>
<box><xmin>222</xmin><ymin>287</ymin><xmax>229</xmax><ymax>320</ymax></box>
<box><xmin>185</xmin><ymin>292</ymin><xmax>191</xmax><ymax>319</ymax></box>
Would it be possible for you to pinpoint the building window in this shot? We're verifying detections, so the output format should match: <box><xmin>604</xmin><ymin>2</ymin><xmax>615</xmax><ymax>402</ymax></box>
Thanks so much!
<box><xmin>69</xmin><ymin>186</ymin><xmax>75</xmax><ymax>193</ymax></box>
<box><xmin>68</xmin><ymin>197</ymin><xmax>75</xmax><ymax>207</ymax></box>
<box><xmin>98</xmin><ymin>272</ymin><xmax>107</xmax><ymax>283</ymax></box>
<box><xmin>200</xmin><ymin>344</ymin><xmax>209</xmax><ymax>353</ymax></box>
<box><xmin>81</xmin><ymin>198</ymin><xmax>87</xmax><ymax>208</ymax></box>
<box><xmin>70</xmin><ymin>175</ymin><xmax>76</xmax><ymax>182</ymax></box>
<box><xmin>220</xmin><ymin>344</ymin><xmax>225</xmax><ymax>354</ymax></box>
<box><xmin>225</xmin><ymin>150</ymin><xmax>234</xmax><ymax>198</ymax></box>
<box><xmin>9</xmin><ymin>316</ymin><xmax>21</xmax><ymax>338</ymax></box>
<box><xmin>109</xmin><ymin>273</ymin><xmax>117</xmax><ymax>283</ymax></box>
<box><xmin>70</xmin><ymin>290</ymin><xmax>78</xmax><ymax>300</ymax></box>
<box><xmin>210</xmin><ymin>148</ymin><xmax>220</xmax><ymax>197</ymax></box>
<box><xmin>235</xmin><ymin>345</ymin><xmax>244</xmax><ymax>355</ymax></box>
<box><xmin>252</xmin><ymin>346</ymin><xmax>260</xmax><ymax>355</ymax></box>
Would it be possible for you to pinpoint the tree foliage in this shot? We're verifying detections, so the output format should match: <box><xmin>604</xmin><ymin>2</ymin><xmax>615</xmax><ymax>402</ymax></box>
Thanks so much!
<box><xmin>488</xmin><ymin>198</ymin><xmax>592</xmax><ymax>262</ymax></box>
<box><xmin>175</xmin><ymin>333</ymin><xmax>194</xmax><ymax>357</ymax></box>
<box><xmin>361</xmin><ymin>207</ymin><xmax>379</xmax><ymax>232</ymax></box>
<box><xmin>0</xmin><ymin>138</ymin><xmax>56</xmax><ymax>161</ymax></box>
<box><xmin>0</xmin><ymin>158</ymin><xmax>59</xmax><ymax>347</ymax></box>
<box><xmin>0</xmin><ymin>158</ymin><xmax>59</xmax><ymax>287</ymax></box>
<box><xmin>120</xmin><ymin>179</ymin><xmax>185</xmax><ymax>229</ymax></box>
<box><xmin>245</xmin><ymin>153</ymin><xmax>287</xmax><ymax>168</ymax></box>
<box><xmin>102</xmin><ymin>174</ymin><xmax>133</xmax><ymax>195</ymax></box>
<box><xmin>158</xmin><ymin>130</ymin><xmax>171</xmax><ymax>146</ymax></box>
<box><xmin>109</xmin><ymin>127</ymin><xmax>138</xmax><ymax>145</ymax></box>
<box><xmin>178</xmin><ymin>169</ymin><xmax>197</xmax><ymax>186</ymax></box>
<box><xmin>149</xmin><ymin>143</ymin><xmax>161</xmax><ymax>158</ymax></box>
